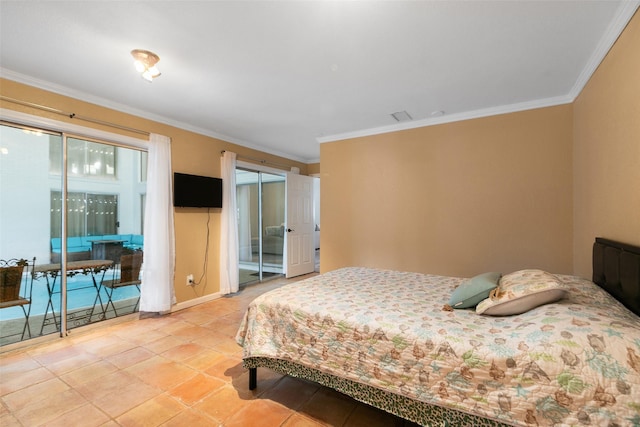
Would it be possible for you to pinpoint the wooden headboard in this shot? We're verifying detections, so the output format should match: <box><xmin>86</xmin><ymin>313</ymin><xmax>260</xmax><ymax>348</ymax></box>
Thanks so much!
<box><xmin>593</xmin><ymin>237</ymin><xmax>640</xmax><ymax>317</ymax></box>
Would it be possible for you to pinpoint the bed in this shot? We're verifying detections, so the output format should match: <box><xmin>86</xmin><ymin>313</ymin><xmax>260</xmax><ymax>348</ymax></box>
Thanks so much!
<box><xmin>236</xmin><ymin>237</ymin><xmax>640</xmax><ymax>426</ymax></box>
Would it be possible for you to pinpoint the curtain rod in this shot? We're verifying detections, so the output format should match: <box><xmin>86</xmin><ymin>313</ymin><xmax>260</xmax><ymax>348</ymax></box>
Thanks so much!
<box><xmin>221</xmin><ymin>150</ymin><xmax>295</xmax><ymax>171</ymax></box>
<box><xmin>0</xmin><ymin>96</ymin><xmax>150</xmax><ymax>136</ymax></box>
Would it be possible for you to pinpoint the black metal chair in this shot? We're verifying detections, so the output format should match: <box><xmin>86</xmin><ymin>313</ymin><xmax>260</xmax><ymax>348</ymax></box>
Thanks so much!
<box><xmin>0</xmin><ymin>257</ymin><xmax>36</xmax><ymax>340</ymax></box>
<box><xmin>100</xmin><ymin>251</ymin><xmax>142</xmax><ymax>317</ymax></box>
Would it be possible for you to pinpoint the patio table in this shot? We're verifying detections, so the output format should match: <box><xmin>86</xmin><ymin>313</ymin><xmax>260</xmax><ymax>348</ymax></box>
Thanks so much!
<box><xmin>33</xmin><ymin>259</ymin><xmax>113</xmax><ymax>334</ymax></box>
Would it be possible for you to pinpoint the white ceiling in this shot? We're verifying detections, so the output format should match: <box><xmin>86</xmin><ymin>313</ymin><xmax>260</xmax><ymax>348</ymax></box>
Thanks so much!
<box><xmin>1</xmin><ymin>1</ymin><xmax>638</xmax><ymax>163</ymax></box>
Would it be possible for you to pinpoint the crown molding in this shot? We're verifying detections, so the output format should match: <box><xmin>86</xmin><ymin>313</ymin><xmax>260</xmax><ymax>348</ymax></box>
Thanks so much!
<box><xmin>4</xmin><ymin>0</ymin><xmax>636</xmax><ymax>160</ymax></box>
<box><xmin>568</xmin><ymin>0</ymin><xmax>640</xmax><ymax>101</ymax></box>
<box><xmin>0</xmin><ymin>68</ymin><xmax>310</xmax><ymax>163</ymax></box>
<box><xmin>317</xmin><ymin>95</ymin><xmax>572</xmax><ymax>144</ymax></box>
<box><xmin>317</xmin><ymin>1</ymin><xmax>639</xmax><ymax>145</ymax></box>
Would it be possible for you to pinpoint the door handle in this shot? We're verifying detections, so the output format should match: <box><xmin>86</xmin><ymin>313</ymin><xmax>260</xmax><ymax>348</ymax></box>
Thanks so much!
<box><xmin>286</xmin><ymin>228</ymin><xmax>294</xmax><ymax>232</ymax></box>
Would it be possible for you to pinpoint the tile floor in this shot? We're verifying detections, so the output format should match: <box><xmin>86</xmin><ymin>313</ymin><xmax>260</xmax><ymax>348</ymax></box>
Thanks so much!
<box><xmin>0</xmin><ymin>274</ymin><xmax>420</xmax><ymax>427</ymax></box>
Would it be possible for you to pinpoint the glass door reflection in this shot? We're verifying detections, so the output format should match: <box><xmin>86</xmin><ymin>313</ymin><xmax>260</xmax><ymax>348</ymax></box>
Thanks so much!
<box><xmin>236</xmin><ymin>169</ymin><xmax>284</xmax><ymax>286</ymax></box>
<box><xmin>259</xmin><ymin>173</ymin><xmax>285</xmax><ymax>280</ymax></box>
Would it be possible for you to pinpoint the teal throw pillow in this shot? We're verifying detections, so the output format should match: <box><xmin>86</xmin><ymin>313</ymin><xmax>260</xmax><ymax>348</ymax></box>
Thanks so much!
<box><xmin>449</xmin><ymin>272</ymin><xmax>501</xmax><ymax>309</ymax></box>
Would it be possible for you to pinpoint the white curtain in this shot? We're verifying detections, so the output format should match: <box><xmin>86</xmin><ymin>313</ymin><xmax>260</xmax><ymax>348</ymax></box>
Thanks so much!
<box><xmin>220</xmin><ymin>151</ymin><xmax>239</xmax><ymax>294</ymax></box>
<box><xmin>140</xmin><ymin>133</ymin><xmax>176</xmax><ymax>312</ymax></box>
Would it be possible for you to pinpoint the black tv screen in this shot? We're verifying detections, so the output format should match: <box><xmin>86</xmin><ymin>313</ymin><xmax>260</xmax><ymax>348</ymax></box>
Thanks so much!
<box><xmin>173</xmin><ymin>173</ymin><xmax>223</xmax><ymax>208</ymax></box>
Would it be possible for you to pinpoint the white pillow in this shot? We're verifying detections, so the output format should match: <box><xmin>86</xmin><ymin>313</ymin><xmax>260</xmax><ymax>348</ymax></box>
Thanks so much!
<box><xmin>476</xmin><ymin>269</ymin><xmax>568</xmax><ymax>316</ymax></box>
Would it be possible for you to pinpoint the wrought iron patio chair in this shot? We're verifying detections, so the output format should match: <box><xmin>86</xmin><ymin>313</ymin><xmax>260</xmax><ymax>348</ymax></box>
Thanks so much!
<box><xmin>100</xmin><ymin>251</ymin><xmax>142</xmax><ymax>317</ymax></box>
<box><xmin>0</xmin><ymin>257</ymin><xmax>36</xmax><ymax>340</ymax></box>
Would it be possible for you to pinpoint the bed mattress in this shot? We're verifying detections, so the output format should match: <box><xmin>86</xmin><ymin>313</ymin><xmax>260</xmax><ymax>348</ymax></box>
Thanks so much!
<box><xmin>236</xmin><ymin>267</ymin><xmax>640</xmax><ymax>426</ymax></box>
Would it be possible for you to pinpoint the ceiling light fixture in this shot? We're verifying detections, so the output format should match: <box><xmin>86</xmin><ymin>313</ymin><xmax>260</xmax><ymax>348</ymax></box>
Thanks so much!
<box><xmin>131</xmin><ymin>49</ymin><xmax>161</xmax><ymax>82</ymax></box>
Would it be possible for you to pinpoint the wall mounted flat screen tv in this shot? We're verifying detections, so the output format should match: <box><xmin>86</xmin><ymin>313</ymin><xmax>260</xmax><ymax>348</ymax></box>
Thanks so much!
<box><xmin>173</xmin><ymin>173</ymin><xmax>223</xmax><ymax>208</ymax></box>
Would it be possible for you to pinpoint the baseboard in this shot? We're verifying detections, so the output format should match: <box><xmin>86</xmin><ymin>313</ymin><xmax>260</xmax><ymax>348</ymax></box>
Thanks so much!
<box><xmin>171</xmin><ymin>292</ymin><xmax>222</xmax><ymax>313</ymax></box>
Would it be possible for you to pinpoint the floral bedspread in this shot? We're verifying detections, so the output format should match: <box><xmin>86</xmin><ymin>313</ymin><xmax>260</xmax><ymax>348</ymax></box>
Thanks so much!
<box><xmin>236</xmin><ymin>267</ymin><xmax>640</xmax><ymax>426</ymax></box>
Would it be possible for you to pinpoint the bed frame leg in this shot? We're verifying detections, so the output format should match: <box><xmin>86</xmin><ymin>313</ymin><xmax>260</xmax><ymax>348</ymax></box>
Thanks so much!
<box><xmin>249</xmin><ymin>367</ymin><xmax>257</xmax><ymax>390</ymax></box>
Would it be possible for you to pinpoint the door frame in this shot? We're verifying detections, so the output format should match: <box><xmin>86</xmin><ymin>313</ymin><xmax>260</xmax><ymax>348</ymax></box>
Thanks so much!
<box><xmin>236</xmin><ymin>161</ymin><xmax>287</xmax><ymax>280</ymax></box>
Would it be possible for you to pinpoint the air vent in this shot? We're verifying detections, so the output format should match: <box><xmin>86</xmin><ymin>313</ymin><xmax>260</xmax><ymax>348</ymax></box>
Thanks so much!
<box><xmin>391</xmin><ymin>111</ymin><xmax>412</xmax><ymax>122</ymax></box>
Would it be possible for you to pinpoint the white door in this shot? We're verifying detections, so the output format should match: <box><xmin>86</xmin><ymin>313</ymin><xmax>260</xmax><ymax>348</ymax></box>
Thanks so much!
<box><xmin>285</xmin><ymin>173</ymin><xmax>315</xmax><ymax>278</ymax></box>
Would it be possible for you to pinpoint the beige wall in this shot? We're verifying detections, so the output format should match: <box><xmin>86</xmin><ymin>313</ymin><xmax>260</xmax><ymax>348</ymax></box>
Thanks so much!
<box><xmin>573</xmin><ymin>11</ymin><xmax>640</xmax><ymax>277</ymax></box>
<box><xmin>0</xmin><ymin>79</ymin><xmax>308</xmax><ymax>303</ymax></box>
<box><xmin>307</xmin><ymin>163</ymin><xmax>320</xmax><ymax>175</ymax></box>
<box><xmin>320</xmin><ymin>105</ymin><xmax>574</xmax><ymax>278</ymax></box>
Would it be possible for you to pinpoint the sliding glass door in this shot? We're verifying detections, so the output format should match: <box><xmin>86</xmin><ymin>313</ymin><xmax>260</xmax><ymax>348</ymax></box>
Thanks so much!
<box><xmin>0</xmin><ymin>122</ymin><xmax>146</xmax><ymax>346</ymax></box>
<box><xmin>236</xmin><ymin>168</ymin><xmax>285</xmax><ymax>286</ymax></box>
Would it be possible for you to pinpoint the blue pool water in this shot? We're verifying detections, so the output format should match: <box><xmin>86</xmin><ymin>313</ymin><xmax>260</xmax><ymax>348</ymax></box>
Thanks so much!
<box><xmin>0</xmin><ymin>272</ymin><xmax>139</xmax><ymax>320</ymax></box>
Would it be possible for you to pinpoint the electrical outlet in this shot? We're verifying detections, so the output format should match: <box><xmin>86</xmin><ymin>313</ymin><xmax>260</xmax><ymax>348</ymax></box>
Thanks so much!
<box><xmin>186</xmin><ymin>274</ymin><xmax>194</xmax><ymax>286</ymax></box>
